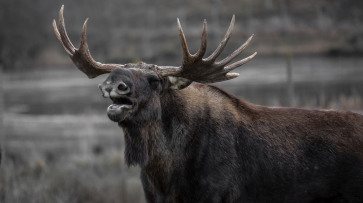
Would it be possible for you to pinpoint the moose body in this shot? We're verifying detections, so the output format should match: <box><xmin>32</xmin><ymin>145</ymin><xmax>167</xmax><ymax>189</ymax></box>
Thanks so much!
<box><xmin>124</xmin><ymin>79</ymin><xmax>363</xmax><ymax>203</ymax></box>
<box><xmin>53</xmin><ymin>6</ymin><xmax>363</xmax><ymax>202</ymax></box>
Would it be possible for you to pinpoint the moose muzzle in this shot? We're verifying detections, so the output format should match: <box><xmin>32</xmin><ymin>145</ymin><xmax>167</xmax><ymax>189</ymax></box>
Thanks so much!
<box><xmin>98</xmin><ymin>81</ymin><xmax>130</xmax><ymax>98</ymax></box>
<box><xmin>98</xmin><ymin>76</ymin><xmax>134</xmax><ymax>122</ymax></box>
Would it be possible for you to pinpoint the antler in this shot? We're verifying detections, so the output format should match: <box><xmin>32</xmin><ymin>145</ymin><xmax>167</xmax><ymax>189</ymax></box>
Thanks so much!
<box><xmin>157</xmin><ymin>15</ymin><xmax>257</xmax><ymax>83</ymax></box>
<box><xmin>53</xmin><ymin>5</ymin><xmax>121</xmax><ymax>79</ymax></box>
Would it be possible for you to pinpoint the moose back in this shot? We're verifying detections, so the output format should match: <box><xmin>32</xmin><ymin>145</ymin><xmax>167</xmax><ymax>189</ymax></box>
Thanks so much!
<box><xmin>53</xmin><ymin>6</ymin><xmax>363</xmax><ymax>203</ymax></box>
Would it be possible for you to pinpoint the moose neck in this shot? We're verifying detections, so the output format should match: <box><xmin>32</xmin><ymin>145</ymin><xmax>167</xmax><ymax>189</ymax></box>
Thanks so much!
<box><xmin>120</xmin><ymin>83</ymin><xmax>257</xmax><ymax>169</ymax></box>
<box><xmin>120</xmin><ymin>87</ymin><xmax>193</xmax><ymax>168</ymax></box>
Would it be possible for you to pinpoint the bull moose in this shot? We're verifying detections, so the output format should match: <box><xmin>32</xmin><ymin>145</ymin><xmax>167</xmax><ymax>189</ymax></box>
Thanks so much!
<box><xmin>53</xmin><ymin>6</ymin><xmax>363</xmax><ymax>203</ymax></box>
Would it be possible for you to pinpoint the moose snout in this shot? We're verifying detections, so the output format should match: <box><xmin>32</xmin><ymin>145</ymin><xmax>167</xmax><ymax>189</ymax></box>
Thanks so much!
<box><xmin>98</xmin><ymin>81</ymin><xmax>130</xmax><ymax>98</ymax></box>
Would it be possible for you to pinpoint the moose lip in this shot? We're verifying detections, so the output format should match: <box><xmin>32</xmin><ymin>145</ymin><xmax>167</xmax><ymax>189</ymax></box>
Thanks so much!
<box><xmin>108</xmin><ymin>104</ymin><xmax>133</xmax><ymax>110</ymax></box>
<box><xmin>106</xmin><ymin>97</ymin><xmax>134</xmax><ymax>123</ymax></box>
<box><xmin>108</xmin><ymin>97</ymin><xmax>133</xmax><ymax>111</ymax></box>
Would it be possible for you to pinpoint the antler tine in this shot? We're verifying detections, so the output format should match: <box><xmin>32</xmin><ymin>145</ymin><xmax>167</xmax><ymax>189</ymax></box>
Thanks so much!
<box><xmin>177</xmin><ymin>19</ymin><xmax>191</xmax><ymax>63</ymax></box>
<box><xmin>58</xmin><ymin>5</ymin><xmax>76</xmax><ymax>55</ymax></box>
<box><xmin>205</xmin><ymin>51</ymin><xmax>257</xmax><ymax>83</ymax></box>
<box><xmin>224</xmin><ymin>52</ymin><xmax>257</xmax><ymax>73</ymax></box>
<box><xmin>216</xmin><ymin>35</ymin><xmax>254</xmax><ymax>67</ymax></box>
<box><xmin>53</xmin><ymin>20</ymin><xmax>73</xmax><ymax>56</ymax></box>
<box><xmin>194</xmin><ymin>20</ymin><xmax>208</xmax><ymax>60</ymax></box>
<box><xmin>205</xmin><ymin>15</ymin><xmax>235</xmax><ymax>62</ymax></box>
<box><xmin>78</xmin><ymin>18</ymin><xmax>104</xmax><ymax>69</ymax></box>
<box><xmin>79</xmin><ymin>18</ymin><xmax>89</xmax><ymax>50</ymax></box>
<box><xmin>53</xmin><ymin>5</ymin><xmax>121</xmax><ymax>79</ymax></box>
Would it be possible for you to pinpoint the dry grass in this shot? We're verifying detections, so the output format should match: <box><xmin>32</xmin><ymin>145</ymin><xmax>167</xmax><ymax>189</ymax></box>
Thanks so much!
<box><xmin>0</xmin><ymin>150</ymin><xmax>145</xmax><ymax>203</ymax></box>
<box><xmin>1</xmin><ymin>113</ymin><xmax>145</xmax><ymax>203</ymax></box>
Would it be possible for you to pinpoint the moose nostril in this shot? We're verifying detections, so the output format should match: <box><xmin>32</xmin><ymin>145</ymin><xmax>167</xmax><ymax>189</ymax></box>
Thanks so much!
<box><xmin>117</xmin><ymin>82</ymin><xmax>128</xmax><ymax>91</ymax></box>
<box><xmin>105</xmin><ymin>87</ymin><xmax>112</xmax><ymax>93</ymax></box>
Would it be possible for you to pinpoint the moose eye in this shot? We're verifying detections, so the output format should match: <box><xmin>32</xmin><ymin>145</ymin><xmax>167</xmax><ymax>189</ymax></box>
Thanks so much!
<box><xmin>147</xmin><ymin>76</ymin><xmax>160</xmax><ymax>89</ymax></box>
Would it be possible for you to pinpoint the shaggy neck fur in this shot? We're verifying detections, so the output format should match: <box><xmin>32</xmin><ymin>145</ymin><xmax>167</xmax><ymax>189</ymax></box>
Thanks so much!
<box><xmin>120</xmin><ymin>94</ymin><xmax>163</xmax><ymax>167</ymax></box>
<box><xmin>120</xmin><ymin>83</ymin><xmax>254</xmax><ymax>168</ymax></box>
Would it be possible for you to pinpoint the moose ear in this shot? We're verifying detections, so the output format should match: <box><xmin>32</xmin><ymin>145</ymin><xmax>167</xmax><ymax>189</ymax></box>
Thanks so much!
<box><xmin>168</xmin><ymin>76</ymin><xmax>192</xmax><ymax>90</ymax></box>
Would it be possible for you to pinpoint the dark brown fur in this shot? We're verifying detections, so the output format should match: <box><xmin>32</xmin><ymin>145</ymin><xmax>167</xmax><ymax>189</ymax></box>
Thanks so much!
<box><xmin>103</xmin><ymin>66</ymin><xmax>363</xmax><ymax>202</ymax></box>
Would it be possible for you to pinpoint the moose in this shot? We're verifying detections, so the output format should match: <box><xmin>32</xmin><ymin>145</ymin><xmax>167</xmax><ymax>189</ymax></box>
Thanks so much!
<box><xmin>53</xmin><ymin>6</ymin><xmax>363</xmax><ymax>203</ymax></box>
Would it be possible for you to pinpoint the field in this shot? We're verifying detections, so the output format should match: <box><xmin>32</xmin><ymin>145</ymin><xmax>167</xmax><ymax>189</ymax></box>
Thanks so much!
<box><xmin>1</xmin><ymin>56</ymin><xmax>363</xmax><ymax>202</ymax></box>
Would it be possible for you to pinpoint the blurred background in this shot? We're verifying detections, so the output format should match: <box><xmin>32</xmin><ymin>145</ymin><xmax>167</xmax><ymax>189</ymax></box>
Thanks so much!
<box><xmin>0</xmin><ymin>0</ymin><xmax>363</xmax><ymax>202</ymax></box>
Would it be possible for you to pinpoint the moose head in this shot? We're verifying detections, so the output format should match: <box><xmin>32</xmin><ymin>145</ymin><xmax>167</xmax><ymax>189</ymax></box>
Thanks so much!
<box><xmin>53</xmin><ymin>5</ymin><xmax>256</xmax><ymax>125</ymax></box>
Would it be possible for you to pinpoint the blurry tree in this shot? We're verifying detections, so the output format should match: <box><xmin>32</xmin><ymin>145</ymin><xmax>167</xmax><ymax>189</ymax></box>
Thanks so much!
<box><xmin>0</xmin><ymin>0</ymin><xmax>52</xmax><ymax>71</ymax></box>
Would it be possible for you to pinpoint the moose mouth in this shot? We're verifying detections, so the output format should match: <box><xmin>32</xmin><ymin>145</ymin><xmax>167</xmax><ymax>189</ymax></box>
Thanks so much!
<box><xmin>107</xmin><ymin>97</ymin><xmax>134</xmax><ymax>122</ymax></box>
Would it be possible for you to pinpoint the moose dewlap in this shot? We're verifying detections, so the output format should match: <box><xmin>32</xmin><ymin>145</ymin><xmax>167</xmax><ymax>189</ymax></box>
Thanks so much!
<box><xmin>53</xmin><ymin>5</ymin><xmax>363</xmax><ymax>203</ymax></box>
